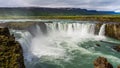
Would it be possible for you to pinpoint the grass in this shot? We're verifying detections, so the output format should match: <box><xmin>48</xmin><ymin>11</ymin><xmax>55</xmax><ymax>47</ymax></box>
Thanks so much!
<box><xmin>0</xmin><ymin>15</ymin><xmax>120</xmax><ymax>22</ymax></box>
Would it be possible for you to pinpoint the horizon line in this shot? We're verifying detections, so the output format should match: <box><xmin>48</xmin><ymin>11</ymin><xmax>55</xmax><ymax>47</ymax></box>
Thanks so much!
<box><xmin>0</xmin><ymin>6</ymin><xmax>115</xmax><ymax>11</ymax></box>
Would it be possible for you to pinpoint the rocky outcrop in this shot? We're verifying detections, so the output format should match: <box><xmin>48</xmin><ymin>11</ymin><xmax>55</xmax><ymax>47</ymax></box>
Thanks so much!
<box><xmin>94</xmin><ymin>57</ymin><xmax>113</xmax><ymax>68</ymax></box>
<box><xmin>105</xmin><ymin>24</ymin><xmax>120</xmax><ymax>40</ymax></box>
<box><xmin>118</xmin><ymin>65</ymin><xmax>120</xmax><ymax>68</ymax></box>
<box><xmin>95</xmin><ymin>44</ymin><xmax>101</xmax><ymax>47</ymax></box>
<box><xmin>113</xmin><ymin>45</ymin><xmax>120</xmax><ymax>52</ymax></box>
<box><xmin>0</xmin><ymin>27</ymin><xmax>25</xmax><ymax>68</ymax></box>
<box><xmin>94</xmin><ymin>57</ymin><xmax>120</xmax><ymax>68</ymax></box>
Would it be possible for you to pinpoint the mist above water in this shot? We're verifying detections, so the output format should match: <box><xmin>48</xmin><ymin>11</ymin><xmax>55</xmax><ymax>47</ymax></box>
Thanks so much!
<box><xmin>10</xmin><ymin>21</ymin><xmax>120</xmax><ymax>68</ymax></box>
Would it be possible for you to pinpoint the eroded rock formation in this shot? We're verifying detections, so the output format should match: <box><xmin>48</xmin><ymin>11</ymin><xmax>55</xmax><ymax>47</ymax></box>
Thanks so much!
<box><xmin>105</xmin><ymin>24</ymin><xmax>120</xmax><ymax>40</ymax></box>
<box><xmin>0</xmin><ymin>27</ymin><xmax>25</xmax><ymax>68</ymax></box>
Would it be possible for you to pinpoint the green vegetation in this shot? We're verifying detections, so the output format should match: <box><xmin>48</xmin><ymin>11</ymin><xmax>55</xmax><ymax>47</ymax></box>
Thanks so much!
<box><xmin>0</xmin><ymin>15</ymin><xmax>120</xmax><ymax>23</ymax></box>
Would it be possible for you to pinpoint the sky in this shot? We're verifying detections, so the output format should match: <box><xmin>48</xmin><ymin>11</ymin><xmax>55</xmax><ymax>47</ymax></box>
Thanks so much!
<box><xmin>0</xmin><ymin>0</ymin><xmax>120</xmax><ymax>11</ymax></box>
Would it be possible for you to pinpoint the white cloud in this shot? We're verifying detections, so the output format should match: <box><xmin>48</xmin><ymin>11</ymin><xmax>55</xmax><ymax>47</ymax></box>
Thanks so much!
<box><xmin>0</xmin><ymin>0</ymin><xmax>120</xmax><ymax>11</ymax></box>
<box><xmin>0</xmin><ymin>0</ymin><xmax>28</xmax><ymax>7</ymax></box>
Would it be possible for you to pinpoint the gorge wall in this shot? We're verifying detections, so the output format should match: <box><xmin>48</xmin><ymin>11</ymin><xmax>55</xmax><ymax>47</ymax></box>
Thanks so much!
<box><xmin>0</xmin><ymin>27</ymin><xmax>25</xmax><ymax>68</ymax></box>
<box><xmin>95</xmin><ymin>23</ymin><xmax>120</xmax><ymax>40</ymax></box>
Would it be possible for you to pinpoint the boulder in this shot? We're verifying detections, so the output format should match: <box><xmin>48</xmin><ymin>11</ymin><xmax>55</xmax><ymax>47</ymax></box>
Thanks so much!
<box><xmin>113</xmin><ymin>45</ymin><xmax>120</xmax><ymax>52</ymax></box>
<box><xmin>118</xmin><ymin>65</ymin><xmax>120</xmax><ymax>68</ymax></box>
<box><xmin>94</xmin><ymin>57</ymin><xmax>113</xmax><ymax>68</ymax></box>
<box><xmin>95</xmin><ymin>44</ymin><xmax>101</xmax><ymax>47</ymax></box>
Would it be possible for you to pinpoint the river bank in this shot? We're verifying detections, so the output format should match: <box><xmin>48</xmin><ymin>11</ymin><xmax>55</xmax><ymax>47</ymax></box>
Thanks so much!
<box><xmin>0</xmin><ymin>15</ymin><xmax>120</xmax><ymax>23</ymax></box>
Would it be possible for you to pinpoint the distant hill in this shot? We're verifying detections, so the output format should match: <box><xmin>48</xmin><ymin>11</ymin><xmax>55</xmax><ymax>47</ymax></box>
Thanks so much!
<box><xmin>0</xmin><ymin>7</ymin><xmax>116</xmax><ymax>16</ymax></box>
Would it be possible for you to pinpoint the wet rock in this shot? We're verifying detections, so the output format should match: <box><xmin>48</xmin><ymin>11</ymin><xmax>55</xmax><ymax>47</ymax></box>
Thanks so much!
<box><xmin>95</xmin><ymin>23</ymin><xmax>102</xmax><ymax>35</ymax></box>
<box><xmin>96</xmin><ymin>44</ymin><xmax>101</xmax><ymax>47</ymax></box>
<box><xmin>118</xmin><ymin>65</ymin><xmax>120</xmax><ymax>68</ymax></box>
<box><xmin>94</xmin><ymin>56</ymin><xmax>113</xmax><ymax>68</ymax></box>
<box><xmin>113</xmin><ymin>45</ymin><xmax>120</xmax><ymax>52</ymax></box>
<box><xmin>0</xmin><ymin>27</ymin><xmax>25</xmax><ymax>68</ymax></box>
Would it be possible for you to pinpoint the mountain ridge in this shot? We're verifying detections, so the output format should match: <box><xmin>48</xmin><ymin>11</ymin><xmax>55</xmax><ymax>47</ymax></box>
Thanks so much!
<box><xmin>0</xmin><ymin>7</ymin><xmax>116</xmax><ymax>16</ymax></box>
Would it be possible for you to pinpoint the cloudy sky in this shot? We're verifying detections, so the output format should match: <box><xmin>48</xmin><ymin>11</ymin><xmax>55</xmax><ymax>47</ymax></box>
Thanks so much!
<box><xmin>0</xmin><ymin>0</ymin><xmax>120</xmax><ymax>11</ymax></box>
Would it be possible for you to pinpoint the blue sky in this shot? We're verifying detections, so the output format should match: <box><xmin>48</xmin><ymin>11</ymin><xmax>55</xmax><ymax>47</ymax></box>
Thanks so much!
<box><xmin>0</xmin><ymin>0</ymin><xmax>120</xmax><ymax>11</ymax></box>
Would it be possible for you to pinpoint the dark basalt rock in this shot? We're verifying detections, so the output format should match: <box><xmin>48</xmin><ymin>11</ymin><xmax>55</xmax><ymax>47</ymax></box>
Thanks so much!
<box><xmin>113</xmin><ymin>45</ymin><xmax>120</xmax><ymax>52</ymax></box>
<box><xmin>94</xmin><ymin>57</ymin><xmax>113</xmax><ymax>68</ymax></box>
<box><xmin>0</xmin><ymin>27</ymin><xmax>25</xmax><ymax>68</ymax></box>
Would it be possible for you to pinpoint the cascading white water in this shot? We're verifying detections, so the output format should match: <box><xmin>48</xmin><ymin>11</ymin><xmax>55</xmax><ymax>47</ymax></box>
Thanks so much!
<box><xmin>45</xmin><ymin>23</ymin><xmax>96</xmax><ymax>35</ymax></box>
<box><xmin>35</xmin><ymin>24</ymin><xmax>43</xmax><ymax>36</ymax></box>
<box><xmin>16</xmin><ymin>22</ymin><xmax>107</xmax><ymax>61</ymax></box>
<box><xmin>99</xmin><ymin>24</ymin><xmax>106</xmax><ymax>36</ymax></box>
<box><xmin>29</xmin><ymin>23</ymin><xmax>98</xmax><ymax>60</ymax></box>
<box><xmin>11</xmin><ymin>21</ymin><xmax>120</xmax><ymax>68</ymax></box>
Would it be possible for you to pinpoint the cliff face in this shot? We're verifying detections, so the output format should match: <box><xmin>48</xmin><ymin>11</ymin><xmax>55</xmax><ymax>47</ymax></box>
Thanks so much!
<box><xmin>105</xmin><ymin>24</ymin><xmax>120</xmax><ymax>40</ymax></box>
<box><xmin>0</xmin><ymin>22</ymin><xmax>48</xmax><ymax>36</ymax></box>
<box><xmin>95</xmin><ymin>23</ymin><xmax>120</xmax><ymax>40</ymax></box>
<box><xmin>0</xmin><ymin>27</ymin><xmax>25</xmax><ymax>68</ymax></box>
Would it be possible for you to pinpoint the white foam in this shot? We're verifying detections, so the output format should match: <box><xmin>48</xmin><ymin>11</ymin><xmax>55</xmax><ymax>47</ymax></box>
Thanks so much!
<box><xmin>14</xmin><ymin>22</ymin><xmax>108</xmax><ymax>63</ymax></box>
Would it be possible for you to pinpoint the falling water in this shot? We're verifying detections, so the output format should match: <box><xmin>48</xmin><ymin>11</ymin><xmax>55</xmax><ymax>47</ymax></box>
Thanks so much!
<box><xmin>99</xmin><ymin>24</ymin><xmax>106</xmax><ymax>36</ymax></box>
<box><xmin>11</xmin><ymin>21</ymin><xmax>120</xmax><ymax>68</ymax></box>
<box><xmin>45</xmin><ymin>23</ymin><xmax>96</xmax><ymax>35</ymax></box>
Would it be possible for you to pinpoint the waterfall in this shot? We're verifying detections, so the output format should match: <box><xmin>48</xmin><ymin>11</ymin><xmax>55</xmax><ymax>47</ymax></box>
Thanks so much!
<box><xmin>11</xmin><ymin>22</ymin><xmax>109</xmax><ymax>68</ymax></box>
<box><xmin>12</xmin><ymin>23</ymin><xmax>107</xmax><ymax>61</ymax></box>
<box><xmin>35</xmin><ymin>25</ymin><xmax>43</xmax><ymax>35</ymax></box>
<box><xmin>99</xmin><ymin>24</ymin><xmax>106</xmax><ymax>36</ymax></box>
<box><xmin>45</xmin><ymin>23</ymin><xmax>96</xmax><ymax>35</ymax></box>
<box><xmin>12</xmin><ymin>23</ymin><xmax>98</xmax><ymax>61</ymax></box>
<box><xmin>8</xmin><ymin>20</ymin><xmax>120</xmax><ymax>68</ymax></box>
